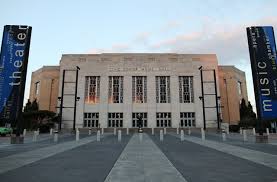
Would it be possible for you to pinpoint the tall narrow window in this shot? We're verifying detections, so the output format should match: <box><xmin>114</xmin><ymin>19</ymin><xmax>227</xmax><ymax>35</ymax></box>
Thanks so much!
<box><xmin>179</xmin><ymin>76</ymin><xmax>194</xmax><ymax>103</ymax></box>
<box><xmin>35</xmin><ymin>81</ymin><xmax>40</xmax><ymax>95</ymax></box>
<box><xmin>132</xmin><ymin>76</ymin><xmax>147</xmax><ymax>103</ymax></box>
<box><xmin>156</xmin><ymin>76</ymin><xmax>170</xmax><ymax>103</ymax></box>
<box><xmin>108</xmin><ymin>76</ymin><xmax>124</xmax><ymax>103</ymax></box>
<box><xmin>237</xmin><ymin>81</ymin><xmax>242</xmax><ymax>96</ymax></box>
<box><xmin>85</xmin><ymin>76</ymin><xmax>100</xmax><ymax>104</ymax></box>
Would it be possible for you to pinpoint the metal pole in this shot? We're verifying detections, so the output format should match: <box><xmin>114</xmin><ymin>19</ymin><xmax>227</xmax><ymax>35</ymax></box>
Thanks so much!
<box><xmin>59</xmin><ymin>70</ymin><xmax>66</xmax><ymax>131</ymax></box>
<box><xmin>200</xmin><ymin>68</ymin><xmax>206</xmax><ymax>130</ymax></box>
<box><xmin>73</xmin><ymin>66</ymin><xmax>80</xmax><ymax>131</ymax></box>
<box><xmin>214</xmin><ymin>70</ymin><xmax>220</xmax><ymax>130</ymax></box>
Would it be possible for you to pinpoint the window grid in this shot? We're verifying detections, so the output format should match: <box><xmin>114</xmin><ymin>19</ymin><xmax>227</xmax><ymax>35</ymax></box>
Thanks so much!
<box><xmin>108</xmin><ymin>113</ymin><xmax>123</xmax><ymax>127</ymax></box>
<box><xmin>156</xmin><ymin>76</ymin><xmax>170</xmax><ymax>103</ymax></box>
<box><xmin>132</xmin><ymin>113</ymin><xmax>148</xmax><ymax>127</ymax></box>
<box><xmin>179</xmin><ymin>76</ymin><xmax>194</xmax><ymax>103</ymax></box>
<box><xmin>180</xmin><ymin>112</ymin><xmax>195</xmax><ymax>127</ymax></box>
<box><xmin>83</xmin><ymin>113</ymin><xmax>99</xmax><ymax>127</ymax></box>
<box><xmin>132</xmin><ymin>76</ymin><xmax>147</xmax><ymax>103</ymax></box>
<box><xmin>108</xmin><ymin>76</ymin><xmax>124</xmax><ymax>103</ymax></box>
<box><xmin>156</xmin><ymin>112</ymin><xmax>172</xmax><ymax>127</ymax></box>
<box><xmin>85</xmin><ymin>76</ymin><xmax>100</xmax><ymax>104</ymax></box>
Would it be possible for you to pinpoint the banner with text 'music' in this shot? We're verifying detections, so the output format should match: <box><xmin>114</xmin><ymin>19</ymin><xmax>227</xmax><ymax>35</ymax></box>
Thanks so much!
<box><xmin>0</xmin><ymin>25</ymin><xmax>32</xmax><ymax>125</ymax></box>
<box><xmin>247</xmin><ymin>26</ymin><xmax>277</xmax><ymax>120</ymax></box>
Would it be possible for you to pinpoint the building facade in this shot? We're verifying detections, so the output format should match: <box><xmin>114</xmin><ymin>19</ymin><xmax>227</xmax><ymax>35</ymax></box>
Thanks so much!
<box><xmin>218</xmin><ymin>66</ymin><xmax>248</xmax><ymax>125</ymax></box>
<box><xmin>58</xmin><ymin>54</ymin><xmax>220</xmax><ymax>129</ymax></box>
<box><xmin>29</xmin><ymin>66</ymin><xmax>60</xmax><ymax>112</ymax></box>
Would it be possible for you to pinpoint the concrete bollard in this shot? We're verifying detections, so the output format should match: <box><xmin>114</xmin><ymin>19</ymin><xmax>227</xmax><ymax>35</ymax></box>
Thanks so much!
<box><xmin>240</xmin><ymin>128</ymin><xmax>243</xmax><ymax>135</ymax></box>
<box><xmin>139</xmin><ymin>133</ymin><xmax>143</xmax><ymax>142</ymax></box>
<box><xmin>226</xmin><ymin>128</ymin><xmax>230</xmax><ymax>135</ymax></box>
<box><xmin>23</xmin><ymin>129</ymin><xmax>26</xmax><ymax>137</ymax></box>
<box><xmin>37</xmin><ymin>128</ymin><xmax>40</xmax><ymax>135</ymax></box>
<box><xmin>243</xmin><ymin>130</ymin><xmax>247</xmax><ymax>141</ymax></box>
<box><xmin>101</xmin><ymin>128</ymin><xmax>104</xmax><ymax>135</ymax></box>
<box><xmin>152</xmin><ymin>128</ymin><xmax>154</xmax><ymax>135</ymax></box>
<box><xmin>177</xmin><ymin>128</ymin><xmax>179</xmax><ymax>135</ymax></box>
<box><xmin>89</xmin><ymin>128</ymin><xmax>92</xmax><ymax>135</ymax></box>
<box><xmin>180</xmin><ymin>130</ymin><xmax>184</xmax><ymax>141</ymax></box>
<box><xmin>201</xmin><ymin>128</ymin><xmax>205</xmax><ymax>140</ymax></box>
<box><xmin>97</xmin><ymin>130</ymin><xmax>100</xmax><ymax>141</ymax></box>
<box><xmin>126</xmin><ymin>128</ymin><xmax>129</xmax><ymax>135</ymax></box>
<box><xmin>50</xmin><ymin>128</ymin><xmax>53</xmax><ymax>135</ymax></box>
<box><xmin>252</xmin><ymin>128</ymin><xmax>256</xmax><ymax>136</ymax></box>
<box><xmin>222</xmin><ymin>132</ymin><xmax>226</xmax><ymax>141</ymax></box>
<box><xmin>160</xmin><ymin>130</ymin><xmax>164</xmax><ymax>141</ymax></box>
<box><xmin>164</xmin><ymin>128</ymin><xmax>167</xmax><ymax>135</ymax></box>
<box><xmin>54</xmin><ymin>131</ymin><xmax>58</xmax><ymax>142</ymax></box>
<box><xmin>266</xmin><ymin>128</ymin><xmax>270</xmax><ymax>136</ymax></box>
<box><xmin>188</xmin><ymin>128</ymin><xmax>191</xmax><ymax>136</ymax></box>
<box><xmin>32</xmin><ymin>131</ymin><xmax>37</xmax><ymax>142</ymax></box>
<box><xmin>113</xmin><ymin>128</ymin><xmax>116</xmax><ymax>135</ymax></box>
<box><xmin>76</xmin><ymin>129</ymin><xmax>80</xmax><ymax>141</ymax></box>
<box><xmin>118</xmin><ymin>130</ymin><xmax>122</xmax><ymax>142</ymax></box>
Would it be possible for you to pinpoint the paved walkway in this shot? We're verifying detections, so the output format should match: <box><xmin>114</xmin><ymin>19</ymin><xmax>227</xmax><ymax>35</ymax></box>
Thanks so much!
<box><xmin>104</xmin><ymin>133</ymin><xmax>187</xmax><ymax>182</ymax></box>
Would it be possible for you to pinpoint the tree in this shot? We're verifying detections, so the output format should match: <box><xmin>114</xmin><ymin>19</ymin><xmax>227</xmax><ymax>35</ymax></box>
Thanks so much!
<box><xmin>31</xmin><ymin>99</ymin><xmax>39</xmax><ymax>111</ymax></box>
<box><xmin>239</xmin><ymin>99</ymin><xmax>256</xmax><ymax>128</ymax></box>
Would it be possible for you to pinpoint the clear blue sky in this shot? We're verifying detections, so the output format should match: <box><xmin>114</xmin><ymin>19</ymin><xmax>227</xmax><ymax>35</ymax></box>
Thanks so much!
<box><xmin>0</xmin><ymin>0</ymin><xmax>277</xmax><ymax>111</ymax></box>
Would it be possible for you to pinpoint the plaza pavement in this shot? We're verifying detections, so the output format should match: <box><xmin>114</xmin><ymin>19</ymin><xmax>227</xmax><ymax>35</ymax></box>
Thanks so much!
<box><xmin>0</xmin><ymin>130</ymin><xmax>276</xmax><ymax>182</ymax></box>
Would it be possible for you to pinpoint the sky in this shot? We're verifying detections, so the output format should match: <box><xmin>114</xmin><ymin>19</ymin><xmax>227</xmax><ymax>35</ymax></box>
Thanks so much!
<box><xmin>0</xmin><ymin>0</ymin><xmax>277</xmax><ymax>112</ymax></box>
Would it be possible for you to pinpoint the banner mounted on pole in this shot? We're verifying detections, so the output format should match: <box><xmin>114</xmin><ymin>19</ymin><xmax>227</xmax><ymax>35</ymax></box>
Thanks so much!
<box><xmin>247</xmin><ymin>26</ymin><xmax>277</xmax><ymax>120</ymax></box>
<box><xmin>0</xmin><ymin>25</ymin><xmax>32</xmax><ymax>127</ymax></box>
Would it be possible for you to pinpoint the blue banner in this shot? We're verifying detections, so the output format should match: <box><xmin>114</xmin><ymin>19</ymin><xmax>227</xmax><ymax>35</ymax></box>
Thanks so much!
<box><xmin>247</xmin><ymin>26</ymin><xmax>277</xmax><ymax>120</ymax></box>
<box><xmin>0</xmin><ymin>25</ymin><xmax>32</xmax><ymax>125</ymax></box>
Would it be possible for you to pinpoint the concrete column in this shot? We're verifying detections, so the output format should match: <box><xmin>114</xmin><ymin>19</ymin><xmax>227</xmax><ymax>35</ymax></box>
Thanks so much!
<box><xmin>201</xmin><ymin>128</ymin><xmax>205</xmax><ymax>140</ymax></box>
<box><xmin>266</xmin><ymin>128</ymin><xmax>270</xmax><ymax>136</ymax></box>
<box><xmin>164</xmin><ymin>128</ymin><xmax>167</xmax><ymax>135</ymax></box>
<box><xmin>113</xmin><ymin>128</ymin><xmax>116</xmax><ymax>135</ymax></box>
<box><xmin>23</xmin><ymin>129</ymin><xmax>26</xmax><ymax>137</ymax></box>
<box><xmin>177</xmin><ymin>128</ymin><xmax>179</xmax><ymax>135</ymax></box>
<box><xmin>152</xmin><ymin>128</ymin><xmax>154</xmax><ymax>135</ymax></box>
<box><xmin>180</xmin><ymin>130</ymin><xmax>184</xmax><ymax>141</ymax></box>
<box><xmin>101</xmin><ymin>128</ymin><xmax>104</xmax><ymax>135</ymax></box>
<box><xmin>50</xmin><ymin>128</ymin><xmax>53</xmax><ymax>135</ymax></box>
<box><xmin>54</xmin><ymin>131</ymin><xmax>58</xmax><ymax>142</ymax></box>
<box><xmin>222</xmin><ymin>132</ymin><xmax>226</xmax><ymax>141</ymax></box>
<box><xmin>76</xmin><ymin>130</ymin><xmax>80</xmax><ymax>141</ymax></box>
<box><xmin>160</xmin><ymin>130</ymin><xmax>163</xmax><ymax>141</ymax></box>
<box><xmin>243</xmin><ymin>130</ymin><xmax>247</xmax><ymax>141</ymax></box>
<box><xmin>97</xmin><ymin>130</ymin><xmax>100</xmax><ymax>141</ymax></box>
<box><xmin>126</xmin><ymin>128</ymin><xmax>129</xmax><ymax>135</ymax></box>
<box><xmin>252</xmin><ymin>128</ymin><xmax>256</xmax><ymax>136</ymax></box>
<box><xmin>89</xmin><ymin>128</ymin><xmax>92</xmax><ymax>135</ymax></box>
<box><xmin>118</xmin><ymin>130</ymin><xmax>122</xmax><ymax>142</ymax></box>
<box><xmin>188</xmin><ymin>128</ymin><xmax>191</xmax><ymax>136</ymax></box>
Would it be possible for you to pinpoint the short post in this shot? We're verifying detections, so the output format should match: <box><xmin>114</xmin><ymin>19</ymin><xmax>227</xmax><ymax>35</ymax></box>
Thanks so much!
<box><xmin>97</xmin><ymin>130</ymin><xmax>100</xmax><ymax>141</ymax></box>
<box><xmin>266</xmin><ymin>128</ymin><xmax>270</xmax><ymax>136</ymax></box>
<box><xmin>37</xmin><ymin>128</ymin><xmax>40</xmax><ymax>135</ymax></box>
<box><xmin>222</xmin><ymin>130</ymin><xmax>226</xmax><ymax>141</ymax></box>
<box><xmin>226</xmin><ymin>127</ymin><xmax>230</xmax><ymax>135</ymax></box>
<box><xmin>101</xmin><ymin>128</ymin><xmax>104</xmax><ymax>135</ymax></box>
<box><xmin>164</xmin><ymin>128</ymin><xmax>167</xmax><ymax>135</ymax></box>
<box><xmin>54</xmin><ymin>131</ymin><xmax>58</xmax><ymax>142</ymax></box>
<box><xmin>160</xmin><ymin>130</ymin><xmax>163</xmax><ymax>141</ymax></box>
<box><xmin>240</xmin><ymin>128</ymin><xmax>243</xmax><ymax>135</ymax></box>
<box><xmin>50</xmin><ymin>128</ymin><xmax>53</xmax><ymax>135</ymax></box>
<box><xmin>32</xmin><ymin>131</ymin><xmax>37</xmax><ymax>142</ymax></box>
<box><xmin>23</xmin><ymin>129</ymin><xmax>26</xmax><ymax>137</ymax></box>
<box><xmin>152</xmin><ymin>128</ymin><xmax>154</xmax><ymax>135</ymax></box>
<box><xmin>243</xmin><ymin>129</ymin><xmax>247</xmax><ymax>141</ymax></box>
<box><xmin>177</xmin><ymin>127</ymin><xmax>179</xmax><ymax>135</ymax></box>
<box><xmin>126</xmin><ymin>128</ymin><xmax>129</xmax><ymax>135</ymax></box>
<box><xmin>201</xmin><ymin>128</ymin><xmax>205</xmax><ymax>140</ymax></box>
<box><xmin>118</xmin><ymin>130</ymin><xmax>121</xmax><ymax>142</ymax></box>
<box><xmin>139</xmin><ymin>133</ymin><xmax>143</xmax><ymax>142</ymax></box>
<box><xmin>180</xmin><ymin>130</ymin><xmax>184</xmax><ymax>141</ymax></box>
<box><xmin>252</xmin><ymin>128</ymin><xmax>256</xmax><ymax>136</ymax></box>
<box><xmin>188</xmin><ymin>128</ymin><xmax>191</xmax><ymax>136</ymax></box>
<box><xmin>89</xmin><ymin>128</ymin><xmax>92</xmax><ymax>135</ymax></box>
<box><xmin>76</xmin><ymin>129</ymin><xmax>80</xmax><ymax>141</ymax></box>
<box><xmin>113</xmin><ymin>128</ymin><xmax>116</xmax><ymax>135</ymax></box>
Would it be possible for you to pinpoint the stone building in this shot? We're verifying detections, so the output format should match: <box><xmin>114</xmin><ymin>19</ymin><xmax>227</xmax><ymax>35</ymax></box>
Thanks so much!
<box><xmin>218</xmin><ymin>66</ymin><xmax>248</xmax><ymax>125</ymax></box>
<box><xmin>29</xmin><ymin>66</ymin><xmax>60</xmax><ymax>112</ymax></box>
